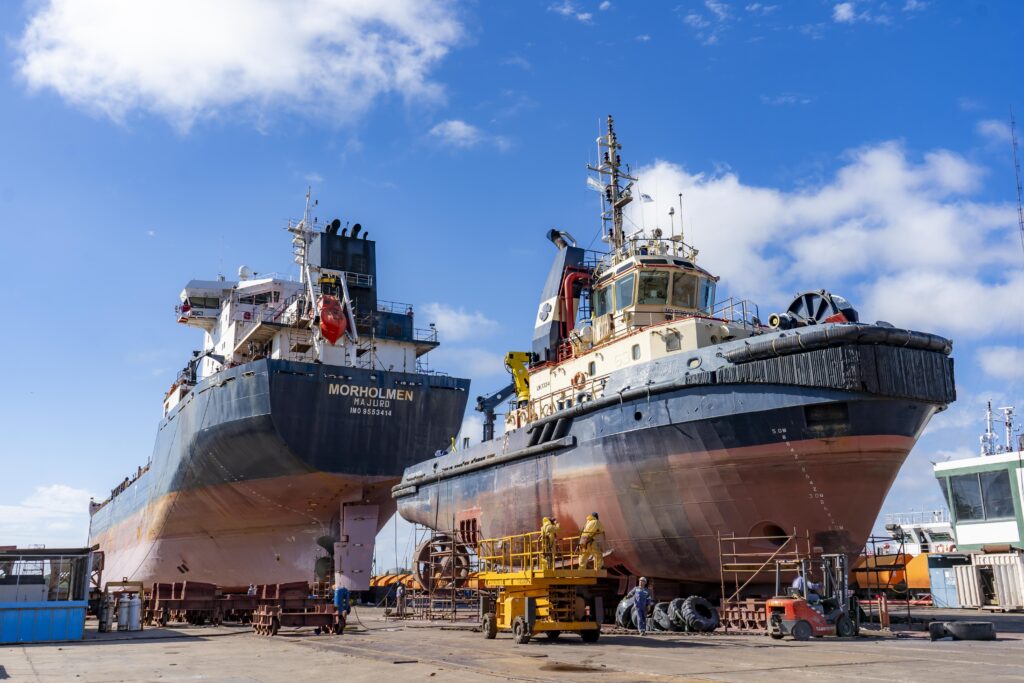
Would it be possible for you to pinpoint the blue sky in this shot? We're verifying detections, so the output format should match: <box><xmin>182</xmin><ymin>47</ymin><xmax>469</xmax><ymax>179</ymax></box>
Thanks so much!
<box><xmin>1</xmin><ymin>1</ymin><xmax>1022</xmax><ymax>569</ymax></box>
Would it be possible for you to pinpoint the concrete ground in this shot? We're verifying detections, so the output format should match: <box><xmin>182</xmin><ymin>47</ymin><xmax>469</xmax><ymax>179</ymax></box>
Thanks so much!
<box><xmin>1</xmin><ymin>607</ymin><xmax>1023</xmax><ymax>682</ymax></box>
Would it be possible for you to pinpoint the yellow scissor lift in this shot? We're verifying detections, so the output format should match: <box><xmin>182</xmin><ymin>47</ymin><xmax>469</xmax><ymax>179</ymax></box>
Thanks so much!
<box><xmin>477</xmin><ymin>531</ymin><xmax>605</xmax><ymax>645</ymax></box>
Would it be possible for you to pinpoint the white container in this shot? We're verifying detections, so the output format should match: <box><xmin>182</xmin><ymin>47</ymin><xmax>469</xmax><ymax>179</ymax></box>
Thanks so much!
<box><xmin>128</xmin><ymin>595</ymin><xmax>142</xmax><ymax>631</ymax></box>
<box><xmin>116</xmin><ymin>597</ymin><xmax>130</xmax><ymax>631</ymax></box>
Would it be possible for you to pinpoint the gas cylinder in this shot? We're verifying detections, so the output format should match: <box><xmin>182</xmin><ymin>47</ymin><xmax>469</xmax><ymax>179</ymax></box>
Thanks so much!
<box><xmin>128</xmin><ymin>594</ymin><xmax>142</xmax><ymax>631</ymax></box>
<box><xmin>117</xmin><ymin>596</ymin><xmax>130</xmax><ymax>631</ymax></box>
<box><xmin>98</xmin><ymin>593</ymin><xmax>114</xmax><ymax>632</ymax></box>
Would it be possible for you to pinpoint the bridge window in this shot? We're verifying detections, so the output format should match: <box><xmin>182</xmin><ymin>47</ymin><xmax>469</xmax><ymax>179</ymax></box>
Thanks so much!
<box><xmin>593</xmin><ymin>286</ymin><xmax>611</xmax><ymax>317</ymax></box>
<box><xmin>637</xmin><ymin>271</ymin><xmax>669</xmax><ymax>305</ymax></box>
<box><xmin>950</xmin><ymin>470</ymin><xmax>1014</xmax><ymax>522</ymax></box>
<box><xmin>699</xmin><ymin>279</ymin><xmax>717</xmax><ymax>313</ymax></box>
<box><xmin>631</xmin><ymin>344</ymin><xmax>641</xmax><ymax>360</ymax></box>
<box><xmin>671</xmin><ymin>273</ymin><xmax>697</xmax><ymax>309</ymax></box>
<box><xmin>614</xmin><ymin>274</ymin><xmax>635</xmax><ymax>311</ymax></box>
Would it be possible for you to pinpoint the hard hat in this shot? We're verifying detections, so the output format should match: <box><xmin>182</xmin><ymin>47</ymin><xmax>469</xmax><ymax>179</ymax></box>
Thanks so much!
<box><xmin>639</xmin><ymin>577</ymin><xmax>647</xmax><ymax>585</ymax></box>
<box><xmin>542</xmin><ymin>516</ymin><xmax>551</xmax><ymax>524</ymax></box>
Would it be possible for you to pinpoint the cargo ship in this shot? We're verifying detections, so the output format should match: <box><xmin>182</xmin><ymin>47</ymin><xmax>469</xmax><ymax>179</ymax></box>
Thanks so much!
<box><xmin>89</xmin><ymin>193</ymin><xmax>470</xmax><ymax>588</ymax></box>
<box><xmin>393</xmin><ymin>117</ymin><xmax>956</xmax><ymax>593</ymax></box>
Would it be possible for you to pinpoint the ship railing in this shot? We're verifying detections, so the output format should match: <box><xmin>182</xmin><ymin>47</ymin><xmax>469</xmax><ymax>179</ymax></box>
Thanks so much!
<box><xmin>711</xmin><ymin>297</ymin><xmax>762</xmax><ymax>329</ymax></box>
<box><xmin>377</xmin><ymin>299</ymin><xmax>414</xmax><ymax>315</ymax></box>
<box><xmin>414</xmin><ymin>327</ymin><xmax>438</xmax><ymax>343</ymax></box>
<box><xmin>883</xmin><ymin>510</ymin><xmax>950</xmax><ymax>526</ymax></box>
<box><xmin>477</xmin><ymin>532</ymin><xmax>587</xmax><ymax>574</ymax></box>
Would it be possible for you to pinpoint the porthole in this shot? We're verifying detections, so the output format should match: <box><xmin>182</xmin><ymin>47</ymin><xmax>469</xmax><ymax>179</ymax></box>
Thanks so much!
<box><xmin>687</xmin><ymin>357</ymin><xmax>701</xmax><ymax>369</ymax></box>
<box><xmin>634</xmin><ymin>411</ymin><xmax>643</xmax><ymax>421</ymax></box>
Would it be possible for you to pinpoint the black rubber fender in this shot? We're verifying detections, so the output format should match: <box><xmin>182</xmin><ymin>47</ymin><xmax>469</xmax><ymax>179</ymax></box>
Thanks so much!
<box><xmin>944</xmin><ymin>621</ymin><xmax>996</xmax><ymax>641</ymax></box>
<box><xmin>680</xmin><ymin>595</ymin><xmax>720</xmax><ymax>632</ymax></box>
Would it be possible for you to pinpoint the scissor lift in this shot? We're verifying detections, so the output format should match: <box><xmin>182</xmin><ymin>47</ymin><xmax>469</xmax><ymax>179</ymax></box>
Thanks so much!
<box><xmin>477</xmin><ymin>531</ymin><xmax>605</xmax><ymax>644</ymax></box>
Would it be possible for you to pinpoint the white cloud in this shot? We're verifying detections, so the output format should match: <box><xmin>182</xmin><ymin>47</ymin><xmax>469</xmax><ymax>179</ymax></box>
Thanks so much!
<box><xmin>833</xmin><ymin>2</ymin><xmax>856</xmax><ymax>23</ymax></box>
<box><xmin>0</xmin><ymin>485</ymin><xmax>95</xmax><ymax>547</ymax></box>
<box><xmin>428</xmin><ymin>346</ymin><xmax>506</xmax><ymax>379</ymax></box>
<box><xmin>832</xmin><ymin>2</ymin><xmax>890</xmax><ymax>25</ymax></box>
<box><xmin>903</xmin><ymin>0</ymin><xmax>927</xmax><ymax>11</ymax></box>
<box><xmin>623</xmin><ymin>140</ymin><xmax>1018</xmax><ymax>335</ymax></box>
<box><xmin>502</xmin><ymin>55</ymin><xmax>532</xmax><ymax>70</ymax></box>
<box><xmin>957</xmin><ymin>96</ymin><xmax>984</xmax><ymax>111</ymax></box>
<box><xmin>761</xmin><ymin>93</ymin><xmax>815</xmax><ymax>106</ymax></box>
<box><xmin>599</xmin><ymin>1</ymin><xmax>612</xmax><ymax>10</ymax></box>
<box><xmin>684</xmin><ymin>13</ymin><xmax>711</xmax><ymax>29</ymax></box>
<box><xmin>745</xmin><ymin>3</ymin><xmax>779</xmax><ymax>14</ymax></box>
<box><xmin>429</xmin><ymin>120</ymin><xmax>483</xmax><ymax>148</ymax></box>
<box><xmin>420</xmin><ymin>303</ymin><xmax>499</xmax><ymax>342</ymax></box>
<box><xmin>16</xmin><ymin>0</ymin><xmax>462</xmax><ymax>131</ymax></box>
<box><xmin>636</xmin><ymin>34</ymin><xmax>652</xmax><ymax>42</ymax></box>
<box><xmin>304</xmin><ymin>172</ymin><xmax>324</xmax><ymax>184</ymax></box>
<box><xmin>977</xmin><ymin>346</ymin><xmax>1024</xmax><ymax>380</ymax></box>
<box><xmin>976</xmin><ymin>119</ymin><xmax>1011</xmax><ymax>144</ymax></box>
<box><xmin>549</xmin><ymin>1</ymin><xmax>593</xmax><ymax>23</ymax></box>
<box><xmin>705</xmin><ymin>0</ymin><xmax>730</xmax><ymax>21</ymax></box>
<box><xmin>429</xmin><ymin>120</ymin><xmax>509</xmax><ymax>152</ymax></box>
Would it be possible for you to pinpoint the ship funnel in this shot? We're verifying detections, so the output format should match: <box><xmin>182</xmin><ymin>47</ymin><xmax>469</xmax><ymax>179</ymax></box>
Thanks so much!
<box><xmin>546</xmin><ymin>229</ymin><xmax>577</xmax><ymax>249</ymax></box>
<box><xmin>352</xmin><ymin>223</ymin><xmax>362</xmax><ymax>238</ymax></box>
<box><xmin>327</xmin><ymin>218</ymin><xmax>341</xmax><ymax>235</ymax></box>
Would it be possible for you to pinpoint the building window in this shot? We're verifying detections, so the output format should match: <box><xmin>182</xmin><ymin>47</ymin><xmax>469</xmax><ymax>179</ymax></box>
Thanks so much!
<box><xmin>637</xmin><ymin>271</ymin><xmax>669</xmax><ymax>305</ymax></box>
<box><xmin>588</xmin><ymin>361</ymin><xmax>596</xmax><ymax>376</ymax></box>
<box><xmin>665</xmin><ymin>330</ymin><xmax>681</xmax><ymax>352</ymax></box>
<box><xmin>631</xmin><ymin>344</ymin><xmax>641</xmax><ymax>360</ymax></box>
<box><xmin>614</xmin><ymin>274</ymin><xmax>635</xmax><ymax>311</ymax></box>
<box><xmin>948</xmin><ymin>470</ymin><xmax>1015</xmax><ymax>522</ymax></box>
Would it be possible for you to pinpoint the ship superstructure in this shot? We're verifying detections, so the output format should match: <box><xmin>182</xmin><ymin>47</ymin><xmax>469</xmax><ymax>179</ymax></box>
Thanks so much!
<box><xmin>89</xmin><ymin>194</ymin><xmax>470</xmax><ymax>587</ymax></box>
<box><xmin>394</xmin><ymin>118</ymin><xmax>956</xmax><ymax>592</ymax></box>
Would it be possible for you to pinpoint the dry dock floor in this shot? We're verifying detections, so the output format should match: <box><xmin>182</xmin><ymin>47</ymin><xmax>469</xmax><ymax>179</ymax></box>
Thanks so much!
<box><xmin>2</xmin><ymin>607</ymin><xmax>1023</xmax><ymax>682</ymax></box>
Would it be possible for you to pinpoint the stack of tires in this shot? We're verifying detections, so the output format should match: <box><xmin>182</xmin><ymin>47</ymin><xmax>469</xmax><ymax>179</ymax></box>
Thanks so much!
<box><xmin>615</xmin><ymin>590</ymin><xmax>720</xmax><ymax>633</ymax></box>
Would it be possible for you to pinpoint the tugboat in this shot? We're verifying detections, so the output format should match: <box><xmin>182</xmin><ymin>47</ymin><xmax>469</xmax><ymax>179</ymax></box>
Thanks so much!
<box><xmin>89</xmin><ymin>193</ymin><xmax>470</xmax><ymax>587</ymax></box>
<box><xmin>393</xmin><ymin>117</ymin><xmax>956</xmax><ymax>593</ymax></box>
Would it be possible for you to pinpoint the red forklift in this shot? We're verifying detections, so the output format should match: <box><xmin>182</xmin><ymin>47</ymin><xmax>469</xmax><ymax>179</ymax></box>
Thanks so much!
<box><xmin>767</xmin><ymin>554</ymin><xmax>859</xmax><ymax>641</ymax></box>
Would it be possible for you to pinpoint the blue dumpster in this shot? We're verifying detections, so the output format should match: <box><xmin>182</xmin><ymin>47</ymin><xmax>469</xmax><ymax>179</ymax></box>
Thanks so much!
<box><xmin>0</xmin><ymin>600</ymin><xmax>87</xmax><ymax>644</ymax></box>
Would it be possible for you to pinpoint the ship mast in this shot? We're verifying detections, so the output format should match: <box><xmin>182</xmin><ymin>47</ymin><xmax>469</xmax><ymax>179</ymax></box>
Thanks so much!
<box><xmin>588</xmin><ymin>115</ymin><xmax>636</xmax><ymax>255</ymax></box>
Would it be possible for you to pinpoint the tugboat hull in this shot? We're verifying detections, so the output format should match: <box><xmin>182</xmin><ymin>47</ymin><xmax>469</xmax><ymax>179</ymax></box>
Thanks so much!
<box><xmin>396</xmin><ymin>333</ymin><xmax>955</xmax><ymax>590</ymax></box>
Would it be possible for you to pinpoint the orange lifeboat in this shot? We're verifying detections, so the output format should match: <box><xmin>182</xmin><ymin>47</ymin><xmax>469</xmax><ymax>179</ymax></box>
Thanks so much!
<box><xmin>317</xmin><ymin>294</ymin><xmax>348</xmax><ymax>344</ymax></box>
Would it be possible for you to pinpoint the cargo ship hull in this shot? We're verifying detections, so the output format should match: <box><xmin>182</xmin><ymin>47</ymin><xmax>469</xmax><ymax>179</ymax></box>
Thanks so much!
<box><xmin>91</xmin><ymin>359</ymin><xmax>469</xmax><ymax>585</ymax></box>
<box><xmin>396</xmin><ymin>334</ymin><xmax>955</xmax><ymax>591</ymax></box>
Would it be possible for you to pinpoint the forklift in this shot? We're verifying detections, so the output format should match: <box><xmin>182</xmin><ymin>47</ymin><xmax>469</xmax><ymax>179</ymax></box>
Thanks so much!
<box><xmin>767</xmin><ymin>554</ymin><xmax>859</xmax><ymax>641</ymax></box>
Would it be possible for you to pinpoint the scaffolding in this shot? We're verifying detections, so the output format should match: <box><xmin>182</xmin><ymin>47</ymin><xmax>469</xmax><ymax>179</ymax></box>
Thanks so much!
<box><xmin>389</xmin><ymin>524</ymin><xmax>482</xmax><ymax>623</ymax></box>
<box><xmin>854</xmin><ymin>534</ymin><xmax>913</xmax><ymax>627</ymax></box>
<box><xmin>717</xmin><ymin>529</ymin><xmax>813</xmax><ymax>631</ymax></box>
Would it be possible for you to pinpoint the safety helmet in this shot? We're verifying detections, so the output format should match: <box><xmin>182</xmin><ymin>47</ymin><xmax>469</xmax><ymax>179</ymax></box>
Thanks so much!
<box><xmin>639</xmin><ymin>577</ymin><xmax>648</xmax><ymax>585</ymax></box>
<box><xmin>542</xmin><ymin>517</ymin><xmax>551</xmax><ymax>525</ymax></box>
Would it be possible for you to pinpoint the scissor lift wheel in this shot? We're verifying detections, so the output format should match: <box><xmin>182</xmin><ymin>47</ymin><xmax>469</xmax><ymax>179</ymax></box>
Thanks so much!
<box><xmin>482</xmin><ymin>612</ymin><xmax>498</xmax><ymax>639</ymax></box>
<box><xmin>512</xmin><ymin>616</ymin><xmax>532</xmax><ymax>645</ymax></box>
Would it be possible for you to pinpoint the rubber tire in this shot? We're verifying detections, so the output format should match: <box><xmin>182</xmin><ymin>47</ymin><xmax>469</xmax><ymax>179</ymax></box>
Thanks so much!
<box><xmin>835</xmin><ymin>614</ymin><xmax>855</xmax><ymax>638</ymax></box>
<box><xmin>615</xmin><ymin>589</ymin><xmax>637</xmax><ymax>629</ymax></box>
<box><xmin>680</xmin><ymin>596</ymin><xmax>720</xmax><ymax>632</ymax></box>
<box><xmin>580</xmin><ymin>628</ymin><xmax>600</xmax><ymax>643</ymax></box>
<box><xmin>544</xmin><ymin>631</ymin><xmax>561</xmax><ymax>641</ymax></box>
<box><xmin>770</xmin><ymin>631</ymin><xmax>784</xmax><ymax>640</ymax></box>
<box><xmin>512</xmin><ymin>616</ymin><xmax>531</xmax><ymax>645</ymax></box>
<box><xmin>945</xmin><ymin>621</ymin><xmax>996</xmax><ymax>641</ymax></box>
<box><xmin>791</xmin><ymin>620</ymin><xmax>812</xmax><ymax>642</ymax></box>
<box><xmin>482</xmin><ymin>612</ymin><xmax>498</xmax><ymax>640</ymax></box>
<box><xmin>667</xmin><ymin>597</ymin><xmax>687</xmax><ymax>631</ymax></box>
<box><xmin>928</xmin><ymin>621</ymin><xmax>949</xmax><ymax>640</ymax></box>
<box><xmin>651</xmin><ymin>602</ymin><xmax>672</xmax><ymax>631</ymax></box>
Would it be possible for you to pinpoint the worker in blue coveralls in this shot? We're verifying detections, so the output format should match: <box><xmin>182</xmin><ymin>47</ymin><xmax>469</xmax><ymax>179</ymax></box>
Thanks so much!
<box><xmin>333</xmin><ymin>583</ymin><xmax>351</xmax><ymax>635</ymax></box>
<box><xmin>634</xmin><ymin>577</ymin><xmax>652</xmax><ymax>636</ymax></box>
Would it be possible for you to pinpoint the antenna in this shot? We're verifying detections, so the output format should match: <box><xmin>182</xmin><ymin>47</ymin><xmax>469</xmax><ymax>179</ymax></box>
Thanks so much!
<box><xmin>1012</xmin><ymin>109</ymin><xmax>1024</xmax><ymax>257</ymax></box>
<box><xmin>678</xmin><ymin>192</ymin><xmax>685</xmax><ymax>249</ymax></box>
<box><xmin>586</xmin><ymin>115</ymin><xmax>637</xmax><ymax>255</ymax></box>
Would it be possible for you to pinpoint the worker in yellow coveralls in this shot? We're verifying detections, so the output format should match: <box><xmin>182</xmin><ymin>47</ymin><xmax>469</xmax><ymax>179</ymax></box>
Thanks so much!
<box><xmin>578</xmin><ymin>512</ymin><xmax>605</xmax><ymax>570</ymax></box>
<box><xmin>540</xmin><ymin>516</ymin><xmax>560</xmax><ymax>569</ymax></box>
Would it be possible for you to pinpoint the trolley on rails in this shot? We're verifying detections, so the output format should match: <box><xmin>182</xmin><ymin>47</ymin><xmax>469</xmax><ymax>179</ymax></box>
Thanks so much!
<box><xmin>477</xmin><ymin>531</ymin><xmax>605</xmax><ymax>645</ymax></box>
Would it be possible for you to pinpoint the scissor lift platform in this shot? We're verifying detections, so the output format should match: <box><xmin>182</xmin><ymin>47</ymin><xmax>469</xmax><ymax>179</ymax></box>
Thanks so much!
<box><xmin>476</xmin><ymin>532</ymin><xmax>606</xmax><ymax>644</ymax></box>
